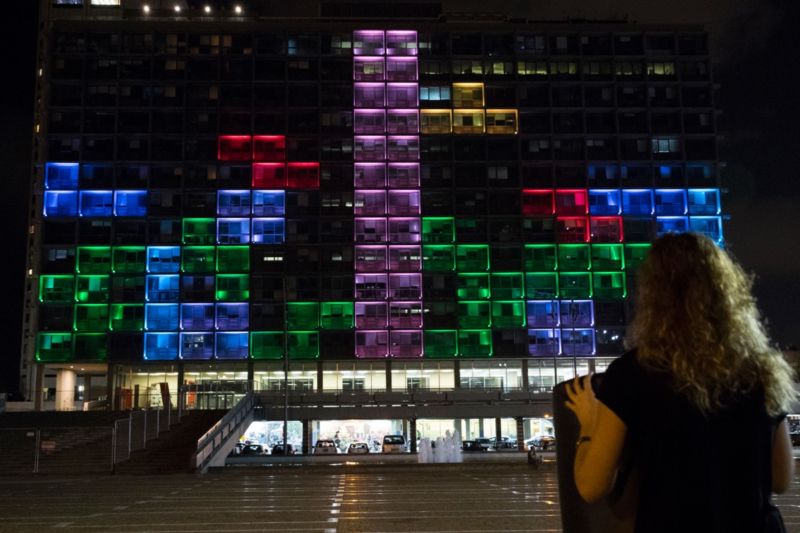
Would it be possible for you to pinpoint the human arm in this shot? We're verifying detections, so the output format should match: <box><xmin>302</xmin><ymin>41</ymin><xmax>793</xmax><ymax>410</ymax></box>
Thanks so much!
<box><xmin>772</xmin><ymin>418</ymin><xmax>794</xmax><ymax>494</ymax></box>
<box><xmin>565</xmin><ymin>374</ymin><xmax>629</xmax><ymax>504</ymax></box>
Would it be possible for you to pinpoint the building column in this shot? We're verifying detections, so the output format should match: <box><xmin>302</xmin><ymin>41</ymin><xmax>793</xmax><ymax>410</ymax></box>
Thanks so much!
<box><xmin>302</xmin><ymin>419</ymin><xmax>311</xmax><ymax>455</ymax></box>
<box><xmin>588</xmin><ymin>359</ymin><xmax>597</xmax><ymax>375</ymax></box>
<box><xmin>82</xmin><ymin>374</ymin><xmax>92</xmax><ymax>403</ymax></box>
<box><xmin>247</xmin><ymin>359</ymin><xmax>254</xmax><ymax>392</ymax></box>
<box><xmin>105</xmin><ymin>364</ymin><xmax>115</xmax><ymax>411</ymax></box>
<box><xmin>521</xmin><ymin>359</ymin><xmax>530</xmax><ymax>391</ymax></box>
<box><xmin>478</xmin><ymin>418</ymin><xmax>484</xmax><ymax>438</ymax></box>
<box><xmin>33</xmin><ymin>364</ymin><xmax>44</xmax><ymax>411</ymax></box>
<box><xmin>515</xmin><ymin>416</ymin><xmax>525</xmax><ymax>451</ymax></box>
<box><xmin>55</xmin><ymin>368</ymin><xmax>76</xmax><ymax>411</ymax></box>
<box><xmin>409</xmin><ymin>418</ymin><xmax>417</xmax><ymax>453</ymax></box>
<box><xmin>177</xmin><ymin>362</ymin><xmax>185</xmax><ymax>411</ymax></box>
<box><xmin>316</xmin><ymin>361</ymin><xmax>323</xmax><ymax>393</ymax></box>
<box><xmin>495</xmin><ymin>417</ymin><xmax>502</xmax><ymax>447</ymax></box>
<box><xmin>385</xmin><ymin>360</ymin><xmax>392</xmax><ymax>392</ymax></box>
<box><xmin>402</xmin><ymin>418</ymin><xmax>408</xmax><ymax>443</ymax></box>
<box><xmin>453</xmin><ymin>360</ymin><xmax>460</xmax><ymax>389</ymax></box>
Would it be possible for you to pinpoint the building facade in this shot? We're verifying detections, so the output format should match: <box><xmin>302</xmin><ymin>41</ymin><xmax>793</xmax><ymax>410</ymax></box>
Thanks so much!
<box><xmin>23</xmin><ymin>0</ymin><xmax>720</xmax><ymax>437</ymax></box>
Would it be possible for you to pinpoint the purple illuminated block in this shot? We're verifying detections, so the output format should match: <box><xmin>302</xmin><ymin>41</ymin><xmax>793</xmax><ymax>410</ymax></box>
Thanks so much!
<box><xmin>354</xmin><ymin>109</ymin><xmax>386</xmax><ymax>134</ymax></box>
<box><xmin>388</xmin><ymin>245</ymin><xmax>422</xmax><ymax>270</ymax></box>
<box><xmin>389</xmin><ymin>303</ymin><xmax>423</xmax><ymax>328</ymax></box>
<box><xmin>354</xmin><ymin>136</ymin><xmax>387</xmax><ymax>161</ymax></box>
<box><xmin>355</xmin><ymin>302</ymin><xmax>388</xmax><ymax>328</ymax></box>
<box><xmin>388</xmin><ymin>273</ymin><xmax>422</xmax><ymax>299</ymax></box>
<box><xmin>388</xmin><ymin>189</ymin><xmax>421</xmax><ymax>215</ymax></box>
<box><xmin>386</xmin><ymin>136</ymin><xmax>420</xmax><ymax>162</ymax></box>
<box><xmin>387</xmin><ymin>163</ymin><xmax>420</xmax><ymax>187</ymax></box>
<box><xmin>355</xmin><ymin>330</ymin><xmax>389</xmax><ymax>358</ymax></box>
<box><xmin>354</xmin><ymin>163</ymin><xmax>386</xmax><ymax>187</ymax></box>
<box><xmin>354</xmin><ymin>83</ymin><xmax>385</xmax><ymax>108</ymax></box>
<box><xmin>355</xmin><ymin>217</ymin><xmax>388</xmax><ymax>243</ymax></box>
<box><xmin>354</xmin><ymin>190</ymin><xmax>387</xmax><ymax>216</ymax></box>
<box><xmin>355</xmin><ymin>245</ymin><xmax>388</xmax><ymax>272</ymax></box>
<box><xmin>354</xmin><ymin>57</ymin><xmax>385</xmax><ymax>81</ymax></box>
<box><xmin>388</xmin><ymin>218</ymin><xmax>421</xmax><ymax>244</ymax></box>
<box><xmin>560</xmin><ymin>300</ymin><xmax>594</xmax><ymax>328</ymax></box>
<box><xmin>386</xmin><ymin>110</ymin><xmax>420</xmax><ymax>134</ymax></box>
<box><xmin>390</xmin><ymin>330</ymin><xmax>423</xmax><ymax>358</ymax></box>
<box><xmin>180</xmin><ymin>303</ymin><xmax>215</xmax><ymax>331</ymax></box>
<box><xmin>180</xmin><ymin>332</ymin><xmax>215</xmax><ymax>360</ymax></box>
<box><xmin>385</xmin><ymin>30</ymin><xmax>418</xmax><ymax>56</ymax></box>
<box><xmin>561</xmin><ymin>328</ymin><xmax>596</xmax><ymax>356</ymax></box>
<box><xmin>386</xmin><ymin>83</ymin><xmax>419</xmax><ymax>107</ymax></box>
<box><xmin>355</xmin><ymin>273</ymin><xmax>388</xmax><ymax>300</ymax></box>
<box><xmin>386</xmin><ymin>57</ymin><xmax>418</xmax><ymax>81</ymax></box>
<box><xmin>353</xmin><ymin>30</ymin><xmax>385</xmax><ymax>56</ymax></box>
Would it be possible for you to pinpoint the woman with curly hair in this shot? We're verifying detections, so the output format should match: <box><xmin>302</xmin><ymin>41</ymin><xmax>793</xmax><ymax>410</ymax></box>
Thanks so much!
<box><xmin>565</xmin><ymin>232</ymin><xmax>796</xmax><ymax>532</ymax></box>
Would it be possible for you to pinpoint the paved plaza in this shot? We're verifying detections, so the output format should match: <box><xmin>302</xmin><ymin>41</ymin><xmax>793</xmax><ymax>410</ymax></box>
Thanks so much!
<box><xmin>0</xmin><ymin>463</ymin><xmax>799</xmax><ymax>532</ymax></box>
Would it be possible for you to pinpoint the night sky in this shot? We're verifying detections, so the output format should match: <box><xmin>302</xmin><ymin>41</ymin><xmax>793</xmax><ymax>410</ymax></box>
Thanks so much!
<box><xmin>1</xmin><ymin>0</ymin><xmax>797</xmax><ymax>395</ymax></box>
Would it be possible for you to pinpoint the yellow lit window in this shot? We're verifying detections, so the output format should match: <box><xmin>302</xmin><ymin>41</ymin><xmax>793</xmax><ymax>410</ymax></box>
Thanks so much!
<box><xmin>420</xmin><ymin>110</ymin><xmax>453</xmax><ymax>134</ymax></box>
<box><xmin>485</xmin><ymin>109</ymin><xmax>518</xmax><ymax>134</ymax></box>
<box><xmin>453</xmin><ymin>110</ymin><xmax>485</xmax><ymax>134</ymax></box>
<box><xmin>452</xmin><ymin>83</ymin><xmax>484</xmax><ymax>108</ymax></box>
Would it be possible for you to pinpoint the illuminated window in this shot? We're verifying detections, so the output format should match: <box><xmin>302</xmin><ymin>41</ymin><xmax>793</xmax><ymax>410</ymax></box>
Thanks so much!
<box><xmin>452</xmin><ymin>83</ymin><xmax>484</xmax><ymax>107</ymax></box>
<box><xmin>452</xmin><ymin>110</ymin><xmax>485</xmax><ymax>134</ymax></box>
<box><xmin>420</xmin><ymin>110</ymin><xmax>452</xmax><ymax>134</ymax></box>
<box><xmin>485</xmin><ymin>110</ymin><xmax>518</xmax><ymax>134</ymax></box>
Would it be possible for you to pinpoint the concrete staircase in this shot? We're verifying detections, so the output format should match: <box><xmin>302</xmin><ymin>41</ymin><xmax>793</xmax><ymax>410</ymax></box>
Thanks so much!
<box><xmin>113</xmin><ymin>410</ymin><xmax>226</xmax><ymax>474</ymax></box>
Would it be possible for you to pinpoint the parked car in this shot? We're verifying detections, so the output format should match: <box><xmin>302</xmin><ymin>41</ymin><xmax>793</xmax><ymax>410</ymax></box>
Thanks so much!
<box><xmin>473</xmin><ymin>437</ymin><xmax>493</xmax><ymax>451</ymax></box>
<box><xmin>270</xmin><ymin>443</ymin><xmax>296</xmax><ymax>455</ymax></box>
<box><xmin>526</xmin><ymin>435</ymin><xmax>556</xmax><ymax>451</ymax></box>
<box><xmin>382</xmin><ymin>435</ymin><xmax>406</xmax><ymax>453</ymax></box>
<box><xmin>313</xmin><ymin>439</ymin><xmax>339</xmax><ymax>455</ymax></box>
<box><xmin>492</xmin><ymin>436</ymin><xmax>517</xmax><ymax>450</ymax></box>
<box><xmin>347</xmin><ymin>442</ymin><xmax>370</xmax><ymax>454</ymax></box>
<box><xmin>462</xmin><ymin>440</ymin><xmax>485</xmax><ymax>452</ymax></box>
<box><xmin>240</xmin><ymin>443</ymin><xmax>268</xmax><ymax>456</ymax></box>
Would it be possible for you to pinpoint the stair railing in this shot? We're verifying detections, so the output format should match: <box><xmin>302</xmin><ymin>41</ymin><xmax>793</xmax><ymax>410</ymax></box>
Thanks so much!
<box><xmin>193</xmin><ymin>391</ymin><xmax>255</xmax><ymax>473</ymax></box>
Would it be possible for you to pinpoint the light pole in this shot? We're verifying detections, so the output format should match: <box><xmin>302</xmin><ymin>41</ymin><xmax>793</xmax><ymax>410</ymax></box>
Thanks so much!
<box><xmin>282</xmin><ymin>284</ymin><xmax>289</xmax><ymax>451</ymax></box>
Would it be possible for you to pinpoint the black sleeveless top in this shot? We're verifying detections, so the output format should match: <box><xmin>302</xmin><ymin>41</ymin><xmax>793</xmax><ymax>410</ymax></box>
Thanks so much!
<box><xmin>596</xmin><ymin>350</ymin><xmax>782</xmax><ymax>533</ymax></box>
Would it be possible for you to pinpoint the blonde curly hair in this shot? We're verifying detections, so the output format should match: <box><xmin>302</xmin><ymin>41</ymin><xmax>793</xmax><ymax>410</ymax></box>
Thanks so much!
<box><xmin>626</xmin><ymin>232</ymin><xmax>797</xmax><ymax>416</ymax></box>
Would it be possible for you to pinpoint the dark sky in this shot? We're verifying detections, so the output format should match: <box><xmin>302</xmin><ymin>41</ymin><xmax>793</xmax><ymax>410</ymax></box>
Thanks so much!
<box><xmin>1</xmin><ymin>0</ymin><xmax>797</xmax><ymax>394</ymax></box>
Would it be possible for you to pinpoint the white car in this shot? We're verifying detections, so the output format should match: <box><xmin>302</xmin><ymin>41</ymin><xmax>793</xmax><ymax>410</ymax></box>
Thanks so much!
<box><xmin>382</xmin><ymin>435</ymin><xmax>406</xmax><ymax>454</ymax></box>
<box><xmin>313</xmin><ymin>439</ymin><xmax>339</xmax><ymax>455</ymax></box>
<box><xmin>347</xmin><ymin>442</ymin><xmax>370</xmax><ymax>455</ymax></box>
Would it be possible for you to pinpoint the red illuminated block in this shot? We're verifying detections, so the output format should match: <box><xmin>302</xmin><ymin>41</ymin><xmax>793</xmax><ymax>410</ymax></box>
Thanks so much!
<box><xmin>218</xmin><ymin>135</ymin><xmax>252</xmax><ymax>161</ymax></box>
<box><xmin>556</xmin><ymin>217</ymin><xmax>590</xmax><ymax>243</ymax></box>
<box><xmin>590</xmin><ymin>216</ymin><xmax>624</xmax><ymax>243</ymax></box>
<box><xmin>287</xmin><ymin>162</ymin><xmax>320</xmax><ymax>189</ymax></box>
<box><xmin>253</xmin><ymin>135</ymin><xmax>286</xmax><ymax>162</ymax></box>
<box><xmin>522</xmin><ymin>189</ymin><xmax>555</xmax><ymax>216</ymax></box>
<box><xmin>252</xmin><ymin>163</ymin><xmax>286</xmax><ymax>188</ymax></box>
<box><xmin>555</xmin><ymin>189</ymin><xmax>588</xmax><ymax>216</ymax></box>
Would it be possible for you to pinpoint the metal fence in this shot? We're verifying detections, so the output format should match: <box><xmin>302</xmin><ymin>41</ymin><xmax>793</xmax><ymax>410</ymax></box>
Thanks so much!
<box><xmin>111</xmin><ymin>404</ymin><xmax>182</xmax><ymax>466</ymax></box>
<box><xmin>0</xmin><ymin>426</ymin><xmax>114</xmax><ymax>474</ymax></box>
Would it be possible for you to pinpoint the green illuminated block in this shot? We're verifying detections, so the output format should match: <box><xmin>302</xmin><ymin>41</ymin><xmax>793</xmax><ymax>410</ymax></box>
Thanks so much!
<box><xmin>112</xmin><ymin>247</ymin><xmax>146</xmax><ymax>274</ymax></box>
<box><xmin>559</xmin><ymin>272</ymin><xmax>593</xmax><ymax>299</ymax></box>
<box><xmin>251</xmin><ymin>331</ymin><xmax>285</xmax><ymax>360</ymax></box>
<box><xmin>491</xmin><ymin>300</ymin><xmax>526</xmax><ymax>328</ymax></box>
<box><xmin>76</xmin><ymin>247</ymin><xmax>111</xmax><ymax>274</ymax></box>
<box><xmin>73</xmin><ymin>333</ymin><xmax>107</xmax><ymax>361</ymax></box>
<box><xmin>215</xmin><ymin>274</ymin><xmax>249</xmax><ymax>301</ymax></box>
<box><xmin>286</xmin><ymin>302</ymin><xmax>319</xmax><ymax>329</ymax></box>
<box><xmin>422</xmin><ymin>245</ymin><xmax>456</xmax><ymax>271</ymax></box>
<box><xmin>490</xmin><ymin>272</ymin><xmax>524</xmax><ymax>299</ymax></box>
<box><xmin>182</xmin><ymin>246</ymin><xmax>215</xmax><ymax>273</ymax></box>
<box><xmin>456</xmin><ymin>245</ymin><xmax>490</xmax><ymax>271</ymax></box>
<box><xmin>109</xmin><ymin>303</ymin><xmax>144</xmax><ymax>331</ymax></box>
<box><xmin>74</xmin><ymin>304</ymin><xmax>109</xmax><ymax>332</ymax></box>
<box><xmin>287</xmin><ymin>331</ymin><xmax>319</xmax><ymax>359</ymax></box>
<box><xmin>216</xmin><ymin>246</ymin><xmax>250</xmax><ymax>273</ymax></box>
<box><xmin>320</xmin><ymin>301</ymin><xmax>354</xmax><ymax>329</ymax></box>
<box><xmin>457</xmin><ymin>273</ymin><xmax>491</xmax><ymax>300</ymax></box>
<box><xmin>592</xmin><ymin>244</ymin><xmax>625</xmax><ymax>271</ymax></box>
<box><xmin>457</xmin><ymin>329</ymin><xmax>492</xmax><ymax>357</ymax></box>
<box><xmin>593</xmin><ymin>272</ymin><xmax>626</xmax><ymax>299</ymax></box>
<box><xmin>39</xmin><ymin>275</ymin><xmax>75</xmax><ymax>303</ymax></box>
<box><xmin>36</xmin><ymin>332</ymin><xmax>73</xmax><ymax>362</ymax></box>
<box><xmin>525</xmin><ymin>272</ymin><xmax>559</xmax><ymax>298</ymax></box>
<box><xmin>75</xmin><ymin>275</ymin><xmax>109</xmax><ymax>303</ymax></box>
<box><xmin>624</xmin><ymin>244</ymin><xmax>651</xmax><ymax>270</ymax></box>
<box><xmin>422</xmin><ymin>217</ymin><xmax>455</xmax><ymax>243</ymax></box>
<box><xmin>457</xmin><ymin>301</ymin><xmax>491</xmax><ymax>328</ymax></box>
<box><xmin>558</xmin><ymin>244</ymin><xmax>590</xmax><ymax>271</ymax></box>
<box><xmin>424</xmin><ymin>330</ymin><xmax>458</xmax><ymax>358</ymax></box>
<box><xmin>183</xmin><ymin>218</ymin><xmax>216</xmax><ymax>245</ymax></box>
<box><xmin>524</xmin><ymin>244</ymin><xmax>557</xmax><ymax>271</ymax></box>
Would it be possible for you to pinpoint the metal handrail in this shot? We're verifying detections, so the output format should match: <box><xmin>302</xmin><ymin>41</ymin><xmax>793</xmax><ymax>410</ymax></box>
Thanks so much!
<box><xmin>193</xmin><ymin>391</ymin><xmax>254</xmax><ymax>472</ymax></box>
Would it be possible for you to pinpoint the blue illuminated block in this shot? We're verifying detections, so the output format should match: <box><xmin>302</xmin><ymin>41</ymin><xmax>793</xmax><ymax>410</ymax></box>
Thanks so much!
<box><xmin>528</xmin><ymin>329</ymin><xmax>561</xmax><ymax>356</ymax></box>
<box><xmin>561</xmin><ymin>328</ymin><xmax>595</xmax><ymax>356</ymax></box>
<box><xmin>144</xmin><ymin>332</ymin><xmax>179</xmax><ymax>360</ymax></box>
<box><xmin>218</xmin><ymin>190</ymin><xmax>251</xmax><ymax>216</ymax></box>
<box><xmin>560</xmin><ymin>300</ymin><xmax>594</xmax><ymax>327</ymax></box>
<box><xmin>689</xmin><ymin>216</ymin><xmax>723</xmax><ymax>243</ymax></box>
<box><xmin>252</xmin><ymin>190</ymin><xmax>285</xmax><ymax>216</ymax></box>
<box><xmin>217</xmin><ymin>218</ymin><xmax>251</xmax><ymax>244</ymax></box>
<box><xmin>687</xmin><ymin>189</ymin><xmax>720</xmax><ymax>215</ymax></box>
<box><xmin>147</xmin><ymin>246</ymin><xmax>181</xmax><ymax>273</ymax></box>
<box><xmin>216</xmin><ymin>332</ymin><xmax>249</xmax><ymax>360</ymax></box>
<box><xmin>621</xmin><ymin>190</ymin><xmax>653</xmax><ymax>216</ymax></box>
<box><xmin>180</xmin><ymin>332</ymin><xmax>214</xmax><ymax>360</ymax></box>
<box><xmin>145</xmin><ymin>303</ymin><xmax>179</xmax><ymax>331</ymax></box>
<box><xmin>656</xmin><ymin>216</ymin><xmax>689</xmax><ymax>236</ymax></box>
<box><xmin>526</xmin><ymin>300</ymin><xmax>560</xmax><ymax>327</ymax></box>
<box><xmin>146</xmin><ymin>274</ymin><xmax>180</xmax><ymax>302</ymax></box>
<box><xmin>180</xmin><ymin>303</ymin><xmax>215</xmax><ymax>331</ymax></box>
<box><xmin>252</xmin><ymin>218</ymin><xmax>285</xmax><ymax>244</ymax></box>
<box><xmin>45</xmin><ymin>162</ymin><xmax>79</xmax><ymax>189</ymax></box>
<box><xmin>114</xmin><ymin>190</ymin><xmax>147</xmax><ymax>216</ymax></box>
<box><xmin>79</xmin><ymin>191</ymin><xmax>113</xmax><ymax>217</ymax></box>
<box><xmin>654</xmin><ymin>189</ymin><xmax>687</xmax><ymax>215</ymax></box>
<box><xmin>215</xmin><ymin>303</ymin><xmax>249</xmax><ymax>330</ymax></box>
<box><xmin>43</xmin><ymin>191</ymin><xmax>78</xmax><ymax>217</ymax></box>
<box><xmin>588</xmin><ymin>190</ymin><xmax>621</xmax><ymax>215</ymax></box>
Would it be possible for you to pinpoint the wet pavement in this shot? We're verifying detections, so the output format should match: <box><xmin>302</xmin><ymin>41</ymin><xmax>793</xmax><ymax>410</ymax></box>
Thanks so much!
<box><xmin>0</xmin><ymin>462</ymin><xmax>798</xmax><ymax>532</ymax></box>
